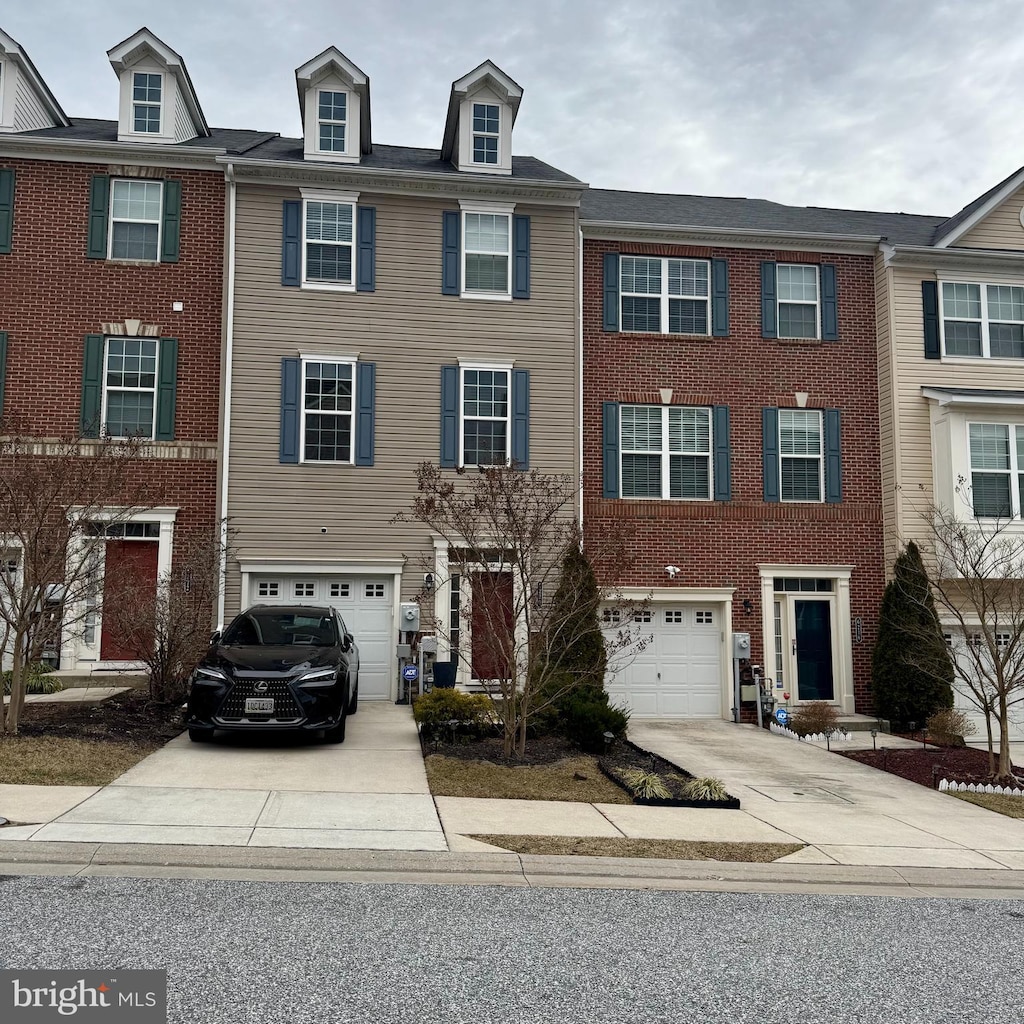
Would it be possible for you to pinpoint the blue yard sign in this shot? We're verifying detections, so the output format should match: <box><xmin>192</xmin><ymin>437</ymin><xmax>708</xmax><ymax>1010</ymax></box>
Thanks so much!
<box><xmin>402</xmin><ymin>664</ymin><xmax>419</xmax><ymax>682</ymax></box>
<box><xmin>774</xmin><ymin>707</ymin><xmax>790</xmax><ymax>726</ymax></box>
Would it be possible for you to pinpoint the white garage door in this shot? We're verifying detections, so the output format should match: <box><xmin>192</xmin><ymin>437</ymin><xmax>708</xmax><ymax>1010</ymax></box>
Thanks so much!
<box><xmin>947</xmin><ymin>632</ymin><xmax>1024</xmax><ymax>742</ymax></box>
<box><xmin>605</xmin><ymin>605</ymin><xmax>722</xmax><ymax>718</ymax></box>
<box><xmin>249</xmin><ymin>575</ymin><xmax>393</xmax><ymax>700</ymax></box>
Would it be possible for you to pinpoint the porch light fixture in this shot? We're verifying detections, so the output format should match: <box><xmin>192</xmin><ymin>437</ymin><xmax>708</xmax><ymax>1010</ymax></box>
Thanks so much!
<box><xmin>742</xmin><ymin>599</ymin><xmax>754</xmax><ymax>615</ymax></box>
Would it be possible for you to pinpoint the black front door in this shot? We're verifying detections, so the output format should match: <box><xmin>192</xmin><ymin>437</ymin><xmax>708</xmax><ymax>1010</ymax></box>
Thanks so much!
<box><xmin>795</xmin><ymin>599</ymin><xmax>834</xmax><ymax>702</ymax></box>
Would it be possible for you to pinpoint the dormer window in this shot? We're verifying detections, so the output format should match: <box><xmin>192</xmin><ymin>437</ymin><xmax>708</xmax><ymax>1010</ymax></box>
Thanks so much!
<box><xmin>296</xmin><ymin>48</ymin><xmax>370</xmax><ymax>164</ymax></box>
<box><xmin>132</xmin><ymin>72</ymin><xmax>162</xmax><ymax>133</ymax></box>
<box><xmin>472</xmin><ymin>103</ymin><xmax>499</xmax><ymax>164</ymax></box>
<box><xmin>318</xmin><ymin>90</ymin><xmax>347</xmax><ymax>153</ymax></box>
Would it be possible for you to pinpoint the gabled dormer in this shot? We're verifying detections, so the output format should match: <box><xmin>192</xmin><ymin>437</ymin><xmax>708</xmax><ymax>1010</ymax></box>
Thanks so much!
<box><xmin>0</xmin><ymin>28</ymin><xmax>69</xmax><ymax>133</ymax></box>
<box><xmin>441</xmin><ymin>61</ymin><xmax>522</xmax><ymax>176</ymax></box>
<box><xmin>296</xmin><ymin>47</ymin><xmax>371</xmax><ymax>164</ymax></box>
<box><xmin>107</xmin><ymin>27</ymin><xmax>209</xmax><ymax>145</ymax></box>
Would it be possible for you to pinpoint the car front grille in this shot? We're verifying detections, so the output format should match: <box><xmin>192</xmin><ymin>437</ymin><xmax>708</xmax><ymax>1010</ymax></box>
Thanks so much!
<box><xmin>216</xmin><ymin>678</ymin><xmax>304</xmax><ymax>723</ymax></box>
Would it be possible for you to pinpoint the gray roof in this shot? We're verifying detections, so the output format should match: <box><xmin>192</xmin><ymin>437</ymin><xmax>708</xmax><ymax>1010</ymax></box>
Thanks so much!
<box><xmin>581</xmin><ymin>188</ymin><xmax>947</xmax><ymax>245</ymax></box>
<box><xmin>18</xmin><ymin>118</ymin><xmax>276</xmax><ymax>154</ymax></box>
<box><xmin>929</xmin><ymin>163</ymin><xmax>1024</xmax><ymax>244</ymax></box>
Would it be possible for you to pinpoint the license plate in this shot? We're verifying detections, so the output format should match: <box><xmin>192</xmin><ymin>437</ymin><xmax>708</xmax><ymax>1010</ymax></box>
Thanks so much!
<box><xmin>245</xmin><ymin>698</ymin><xmax>275</xmax><ymax>714</ymax></box>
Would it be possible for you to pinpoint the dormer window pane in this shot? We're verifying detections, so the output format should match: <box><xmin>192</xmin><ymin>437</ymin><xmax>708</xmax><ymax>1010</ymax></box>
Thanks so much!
<box><xmin>110</xmin><ymin>180</ymin><xmax>162</xmax><ymax>261</ymax></box>
<box><xmin>132</xmin><ymin>73</ymin><xmax>162</xmax><ymax>134</ymax></box>
<box><xmin>471</xmin><ymin>103</ymin><xmax>499</xmax><ymax>165</ymax></box>
<box><xmin>464</xmin><ymin>213</ymin><xmax>510</xmax><ymax>293</ymax></box>
<box><xmin>318</xmin><ymin>91</ymin><xmax>347</xmax><ymax>153</ymax></box>
<box><xmin>304</xmin><ymin>200</ymin><xmax>354</xmax><ymax>284</ymax></box>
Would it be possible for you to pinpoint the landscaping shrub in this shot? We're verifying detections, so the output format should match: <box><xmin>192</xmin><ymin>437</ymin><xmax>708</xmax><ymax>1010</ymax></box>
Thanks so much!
<box><xmin>790</xmin><ymin>701</ymin><xmax>840</xmax><ymax>738</ymax></box>
<box><xmin>680</xmin><ymin>777</ymin><xmax>730</xmax><ymax>802</ymax></box>
<box><xmin>2</xmin><ymin>663</ymin><xmax>61</xmax><ymax>696</ymax></box>
<box><xmin>926</xmin><ymin>707</ymin><xmax>977</xmax><ymax>747</ymax></box>
<box><xmin>412</xmin><ymin>688</ymin><xmax>492</xmax><ymax>742</ymax></box>
<box><xmin>559</xmin><ymin>696</ymin><xmax>629</xmax><ymax>754</ymax></box>
<box><xmin>620</xmin><ymin>768</ymin><xmax>671</xmax><ymax>800</ymax></box>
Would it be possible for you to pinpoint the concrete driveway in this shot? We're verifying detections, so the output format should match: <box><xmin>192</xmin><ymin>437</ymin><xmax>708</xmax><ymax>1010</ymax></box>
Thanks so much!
<box><xmin>628</xmin><ymin>720</ymin><xmax>1024</xmax><ymax>869</ymax></box>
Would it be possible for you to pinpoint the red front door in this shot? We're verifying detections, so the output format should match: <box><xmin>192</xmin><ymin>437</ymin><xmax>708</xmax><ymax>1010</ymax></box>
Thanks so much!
<box><xmin>100</xmin><ymin>540</ymin><xmax>159</xmax><ymax>661</ymax></box>
<box><xmin>470</xmin><ymin>571</ymin><xmax>514</xmax><ymax>681</ymax></box>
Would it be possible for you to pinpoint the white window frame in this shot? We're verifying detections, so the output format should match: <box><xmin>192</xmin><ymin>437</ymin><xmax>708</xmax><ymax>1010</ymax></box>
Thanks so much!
<box><xmin>967</xmin><ymin>420</ymin><xmax>1024</xmax><ymax>519</ymax></box>
<box><xmin>108</xmin><ymin>179</ymin><xmax>163</xmax><ymax>263</ymax></box>
<box><xmin>619</xmin><ymin>404</ymin><xmax>713</xmax><ymax>501</ymax></box>
<box><xmin>131</xmin><ymin>71</ymin><xmax>163</xmax><ymax>135</ymax></box>
<box><xmin>777</xmin><ymin>264</ymin><xmax>820</xmax><ymax>340</ymax></box>
<box><xmin>299</xmin><ymin>356</ymin><xmax>356</xmax><ymax>466</ymax></box>
<box><xmin>316</xmin><ymin>88</ymin><xmax>349</xmax><ymax>155</ymax></box>
<box><xmin>459</xmin><ymin>363</ymin><xmax>512</xmax><ymax>468</ymax></box>
<box><xmin>471</xmin><ymin>102</ymin><xmax>500</xmax><ymax>165</ymax></box>
<box><xmin>619</xmin><ymin>256</ymin><xmax>712</xmax><ymax>336</ymax></box>
<box><xmin>460</xmin><ymin>201</ymin><xmax>514</xmax><ymax>301</ymax></box>
<box><xmin>778</xmin><ymin>409</ymin><xmax>824</xmax><ymax>503</ymax></box>
<box><xmin>940</xmin><ymin>280</ymin><xmax>1024</xmax><ymax>360</ymax></box>
<box><xmin>100</xmin><ymin>337</ymin><xmax>158</xmax><ymax>440</ymax></box>
<box><xmin>300</xmin><ymin>188</ymin><xmax>359</xmax><ymax>291</ymax></box>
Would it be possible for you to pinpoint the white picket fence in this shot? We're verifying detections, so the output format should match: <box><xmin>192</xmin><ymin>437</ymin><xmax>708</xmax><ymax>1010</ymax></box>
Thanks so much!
<box><xmin>939</xmin><ymin>779</ymin><xmax>1024</xmax><ymax>798</ymax></box>
<box><xmin>770</xmin><ymin>721</ymin><xmax>853</xmax><ymax>743</ymax></box>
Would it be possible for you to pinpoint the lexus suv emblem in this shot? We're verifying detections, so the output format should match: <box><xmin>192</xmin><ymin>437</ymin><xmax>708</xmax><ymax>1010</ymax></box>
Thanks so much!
<box><xmin>254</xmin><ymin>681</ymin><xmax>269</xmax><ymax>693</ymax></box>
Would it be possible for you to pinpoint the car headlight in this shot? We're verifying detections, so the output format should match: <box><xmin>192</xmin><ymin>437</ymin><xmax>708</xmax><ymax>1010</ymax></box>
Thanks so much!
<box><xmin>296</xmin><ymin>667</ymin><xmax>337</xmax><ymax>686</ymax></box>
<box><xmin>192</xmin><ymin>666</ymin><xmax>228</xmax><ymax>685</ymax></box>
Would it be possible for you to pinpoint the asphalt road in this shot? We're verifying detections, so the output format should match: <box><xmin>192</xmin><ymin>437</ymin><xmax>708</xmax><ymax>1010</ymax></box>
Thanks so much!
<box><xmin>1</xmin><ymin>875</ymin><xmax>1022</xmax><ymax>1023</ymax></box>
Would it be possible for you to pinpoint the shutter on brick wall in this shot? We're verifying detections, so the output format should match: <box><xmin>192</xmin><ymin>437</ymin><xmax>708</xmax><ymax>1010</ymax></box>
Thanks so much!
<box><xmin>86</xmin><ymin>175</ymin><xmax>110</xmax><ymax>260</ymax></box>
<box><xmin>761</xmin><ymin>262</ymin><xmax>778</xmax><ymax>339</ymax></box>
<box><xmin>0</xmin><ymin>169</ymin><xmax>14</xmax><ymax>255</ymax></box>
<box><xmin>824</xmin><ymin>408</ymin><xmax>842</xmax><ymax>504</ymax></box>
<box><xmin>440</xmin><ymin>365</ymin><xmax>459</xmax><ymax>467</ymax></box>
<box><xmin>281</xmin><ymin>200</ymin><xmax>301</xmax><ymax>286</ymax></box>
<box><xmin>821</xmin><ymin>264</ymin><xmax>838</xmax><ymax>341</ymax></box>
<box><xmin>160</xmin><ymin>180</ymin><xmax>181</xmax><ymax>263</ymax></box>
<box><xmin>603</xmin><ymin>253</ymin><xmax>620</xmax><ymax>332</ymax></box>
<box><xmin>603</xmin><ymin>402</ymin><xmax>620</xmax><ymax>498</ymax></box>
<box><xmin>511</xmin><ymin>368</ymin><xmax>530</xmax><ymax>469</ymax></box>
<box><xmin>80</xmin><ymin>335</ymin><xmax>105</xmax><ymax>437</ymax></box>
<box><xmin>762</xmin><ymin>407</ymin><xmax>780</xmax><ymax>503</ymax></box>
<box><xmin>512</xmin><ymin>215</ymin><xmax>530</xmax><ymax>299</ymax></box>
<box><xmin>280</xmin><ymin>357</ymin><xmax>300</xmax><ymax>463</ymax></box>
<box><xmin>355</xmin><ymin>361</ymin><xmax>376</xmax><ymax>466</ymax></box>
<box><xmin>711</xmin><ymin>258</ymin><xmax>729</xmax><ymax>337</ymax></box>
<box><xmin>442</xmin><ymin>212</ymin><xmax>460</xmax><ymax>295</ymax></box>
<box><xmin>922</xmin><ymin>281</ymin><xmax>940</xmax><ymax>359</ymax></box>
<box><xmin>713</xmin><ymin>405</ymin><xmax>731</xmax><ymax>500</ymax></box>
<box><xmin>356</xmin><ymin>206</ymin><xmax>376</xmax><ymax>292</ymax></box>
<box><xmin>155</xmin><ymin>337</ymin><xmax>178</xmax><ymax>441</ymax></box>
<box><xmin>0</xmin><ymin>331</ymin><xmax>7</xmax><ymax>420</ymax></box>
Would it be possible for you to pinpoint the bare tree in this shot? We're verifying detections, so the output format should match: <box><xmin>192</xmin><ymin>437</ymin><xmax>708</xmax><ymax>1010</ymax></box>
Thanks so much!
<box><xmin>0</xmin><ymin>422</ymin><xmax>155</xmax><ymax>734</ymax></box>
<box><xmin>397</xmin><ymin>463</ymin><xmax>643</xmax><ymax>758</ymax></box>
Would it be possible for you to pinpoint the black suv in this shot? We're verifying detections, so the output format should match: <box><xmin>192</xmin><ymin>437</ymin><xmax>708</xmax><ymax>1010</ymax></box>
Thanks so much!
<box><xmin>185</xmin><ymin>604</ymin><xmax>359</xmax><ymax>743</ymax></box>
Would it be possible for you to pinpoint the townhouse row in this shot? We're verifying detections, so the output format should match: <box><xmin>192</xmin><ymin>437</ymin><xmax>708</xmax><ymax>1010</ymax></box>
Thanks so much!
<box><xmin>2</xmin><ymin>27</ymin><xmax>1022</xmax><ymax>733</ymax></box>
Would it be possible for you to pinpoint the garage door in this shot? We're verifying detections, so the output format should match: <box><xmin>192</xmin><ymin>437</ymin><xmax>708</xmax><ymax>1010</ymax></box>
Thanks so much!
<box><xmin>249</xmin><ymin>575</ymin><xmax>393</xmax><ymax>700</ymax></box>
<box><xmin>947</xmin><ymin>631</ymin><xmax>1024</xmax><ymax>742</ymax></box>
<box><xmin>604</xmin><ymin>605</ymin><xmax>722</xmax><ymax>718</ymax></box>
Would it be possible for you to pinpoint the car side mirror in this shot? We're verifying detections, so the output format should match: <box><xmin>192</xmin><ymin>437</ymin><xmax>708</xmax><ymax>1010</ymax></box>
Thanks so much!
<box><xmin>343</xmin><ymin>633</ymin><xmax>354</xmax><ymax>652</ymax></box>
<box><xmin>209</xmin><ymin>630</ymin><xmax>222</xmax><ymax>646</ymax></box>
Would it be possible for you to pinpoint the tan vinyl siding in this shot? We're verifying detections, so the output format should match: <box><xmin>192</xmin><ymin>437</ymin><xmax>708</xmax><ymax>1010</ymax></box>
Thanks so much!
<box><xmin>958</xmin><ymin>182</ymin><xmax>1024</xmax><ymax>250</ymax></box>
<box><xmin>226</xmin><ymin>186</ymin><xmax>579</xmax><ymax>614</ymax></box>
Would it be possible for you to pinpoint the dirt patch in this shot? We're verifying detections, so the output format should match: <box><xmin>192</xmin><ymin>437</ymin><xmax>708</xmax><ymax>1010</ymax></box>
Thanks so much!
<box><xmin>422</xmin><ymin>733</ymin><xmax>582</xmax><ymax>766</ymax></box>
<box><xmin>0</xmin><ymin>734</ymin><xmax>160</xmax><ymax>786</ymax></box>
<box><xmin>952</xmin><ymin>793</ymin><xmax>1024</xmax><ymax>819</ymax></box>
<box><xmin>425</xmin><ymin>754</ymin><xmax>631</xmax><ymax>803</ymax></box>
<box><xmin>471</xmin><ymin>834</ymin><xmax>804</xmax><ymax>862</ymax></box>
<box><xmin>842</xmin><ymin>745</ymin><xmax>1021</xmax><ymax>790</ymax></box>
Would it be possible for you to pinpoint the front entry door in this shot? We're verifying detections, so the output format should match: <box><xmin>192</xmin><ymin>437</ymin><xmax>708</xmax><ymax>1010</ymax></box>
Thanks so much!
<box><xmin>470</xmin><ymin>571</ymin><xmax>514</xmax><ymax>681</ymax></box>
<box><xmin>99</xmin><ymin>540</ymin><xmax>159</xmax><ymax>661</ymax></box>
<box><xmin>793</xmin><ymin>598</ymin><xmax>834</xmax><ymax>701</ymax></box>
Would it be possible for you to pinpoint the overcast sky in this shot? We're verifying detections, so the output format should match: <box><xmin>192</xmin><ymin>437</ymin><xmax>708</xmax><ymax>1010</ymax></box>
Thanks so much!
<box><xmin>6</xmin><ymin>0</ymin><xmax>1024</xmax><ymax>216</ymax></box>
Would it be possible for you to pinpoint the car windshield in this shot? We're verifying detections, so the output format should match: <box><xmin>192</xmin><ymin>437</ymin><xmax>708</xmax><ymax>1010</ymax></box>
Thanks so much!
<box><xmin>221</xmin><ymin>611</ymin><xmax>338</xmax><ymax>647</ymax></box>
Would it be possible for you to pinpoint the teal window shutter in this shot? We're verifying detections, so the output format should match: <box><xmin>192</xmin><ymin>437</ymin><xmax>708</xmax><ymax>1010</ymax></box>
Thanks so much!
<box><xmin>711</xmin><ymin>258</ymin><xmax>729</xmax><ymax>337</ymax></box>
<box><xmin>512</xmin><ymin>215</ymin><xmax>530</xmax><ymax>299</ymax></box>
<box><xmin>511</xmin><ymin>369</ymin><xmax>530</xmax><ymax>469</ymax></box>
<box><xmin>280</xmin><ymin>358</ymin><xmax>300</xmax><ymax>463</ymax></box>
<box><xmin>821</xmin><ymin>264</ymin><xmax>838</xmax><ymax>341</ymax></box>
<box><xmin>603</xmin><ymin>253</ymin><xmax>620</xmax><ymax>332</ymax></box>
<box><xmin>440</xmin><ymin>365</ymin><xmax>459</xmax><ymax>466</ymax></box>
<box><xmin>442</xmin><ymin>212</ymin><xmax>460</xmax><ymax>295</ymax></box>
<box><xmin>761</xmin><ymin>262</ymin><xmax>778</xmax><ymax>339</ymax></box>
<box><xmin>0</xmin><ymin>169</ymin><xmax>14</xmax><ymax>255</ymax></box>
<box><xmin>281</xmin><ymin>201</ymin><xmax>301</xmax><ymax>286</ymax></box>
<box><xmin>922</xmin><ymin>281</ymin><xmax>940</xmax><ymax>359</ymax></box>
<box><xmin>80</xmin><ymin>335</ymin><xmax>105</xmax><ymax>437</ymax></box>
<box><xmin>713</xmin><ymin>405</ymin><xmax>731</xmax><ymax>500</ymax></box>
<box><xmin>87</xmin><ymin>176</ymin><xmax>110</xmax><ymax>260</ymax></box>
<box><xmin>155</xmin><ymin>337</ymin><xmax>178</xmax><ymax>440</ymax></box>
<box><xmin>824</xmin><ymin>409</ymin><xmax>842</xmax><ymax>503</ymax></box>
<box><xmin>602</xmin><ymin>402</ymin><xmax>620</xmax><ymax>498</ymax></box>
<box><xmin>356</xmin><ymin>206</ymin><xmax>376</xmax><ymax>292</ymax></box>
<box><xmin>762</xmin><ymin>407</ymin><xmax>780</xmax><ymax>502</ymax></box>
<box><xmin>0</xmin><ymin>331</ymin><xmax>7</xmax><ymax>420</ymax></box>
<box><xmin>355</xmin><ymin>361</ymin><xmax>376</xmax><ymax>465</ymax></box>
<box><xmin>160</xmin><ymin>180</ymin><xmax>182</xmax><ymax>263</ymax></box>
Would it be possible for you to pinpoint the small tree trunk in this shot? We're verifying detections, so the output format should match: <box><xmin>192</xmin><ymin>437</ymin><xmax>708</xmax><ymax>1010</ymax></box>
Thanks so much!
<box><xmin>997</xmin><ymin>700</ymin><xmax>1013</xmax><ymax>781</ymax></box>
<box><xmin>5</xmin><ymin>636</ymin><xmax>26</xmax><ymax>735</ymax></box>
<box><xmin>984</xmin><ymin>712</ymin><xmax>995</xmax><ymax>777</ymax></box>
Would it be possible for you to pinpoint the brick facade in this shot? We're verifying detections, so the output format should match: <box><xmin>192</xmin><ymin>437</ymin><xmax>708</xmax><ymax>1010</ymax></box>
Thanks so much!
<box><xmin>583</xmin><ymin>238</ymin><xmax>885</xmax><ymax>715</ymax></box>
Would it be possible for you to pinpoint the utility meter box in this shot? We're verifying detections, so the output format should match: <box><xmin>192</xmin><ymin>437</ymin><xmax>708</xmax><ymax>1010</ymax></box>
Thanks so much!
<box><xmin>732</xmin><ymin>632</ymin><xmax>751</xmax><ymax>660</ymax></box>
<box><xmin>399</xmin><ymin>602</ymin><xmax>421</xmax><ymax>634</ymax></box>
<box><xmin>420</xmin><ymin>636</ymin><xmax>438</xmax><ymax>654</ymax></box>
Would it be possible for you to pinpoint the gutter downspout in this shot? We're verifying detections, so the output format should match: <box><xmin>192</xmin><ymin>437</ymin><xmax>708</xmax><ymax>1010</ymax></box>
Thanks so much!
<box><xmin>216</xmin><ymin>162</ymin><xmax>237</xmax><ymax>629</ymax></box>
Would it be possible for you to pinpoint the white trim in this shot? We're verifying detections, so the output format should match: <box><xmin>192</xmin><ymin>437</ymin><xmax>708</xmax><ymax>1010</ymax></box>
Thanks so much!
<box><xmin>300</xmin><ymin>194</ymin><xmax>357</xmax><ymax>290</ymax></box>
<box><xmin>776</xmin><ymin>263</ymin><xmax>821</xmax><ymax>340</ymax></box>
<box><xmin>458</xmin><ymin>364</ymin><xmax>512</xmax><ymax>468</ymax></box>
<box><xmin>934</xmin><ymin>169</ymin><xmax>1024</xmax><ymax>248</ymax></box>
<box><xmin>619</xmin><ymin>404</ymin><xmax>713</xmax><ymax>501</ymax></box>
<box><xmin>300</xmin><ymin>187</ymin><xmax>360</xmax><ymax>204</ymax></box>
<box><xmin>107</xmin><ymin>178</ymin><xmax>163</xmax><ymax>263</ymax></box>
<box><xmin>936</xmin><ymin>278</ymin><xmax>1024</xmax><ymax>362</ymax></box>
<box><xmin>461</xmin><ymin>208</ymin><xmax>512</xmax><ymax>299</ymax></box>
<box><xmin>778</xmin><ymin>408</ymin><xmax>824</xmax><ymax>503</ymax></box>
<box><xmin>619</xmin><ymin>255</ymin><xmax>711</xmax><ymax>336</ymax></box>
<box><xmin>299</xmin><ymin>356</ymin><xmax>356</xmax><ymax>465</ymax></box>
<box><xmin>315</xmin><ymin>87</ymin><xmax>349</xmax><ymax>158</ymax></box>
<box><xmin>99</xmin><ymin>336</ymin><xmax>160</xmax><ymax>440</ymax></box>
<box><xmin>458</xmin><ymin>199</ymin><xmax>516</xmax><ymax>215</ymax></box>
<box><xmin>966</xmin><ymin>419</ymin><xmax>1024</xmax><ymax>519</ymax></box>
<box><xmin>470</xmin><ymin>100</ymin><xmax>501</xmax><ymax>167</ymax></box>
<box><xmin>922</xmin><ymin>387</ymin><xmax>1024</xmax><ymax>408</ymax></box>
<box><xmin>129</xmin><ymin>69</ymin><xmax>163</xmax><ymax>137</ymax></box>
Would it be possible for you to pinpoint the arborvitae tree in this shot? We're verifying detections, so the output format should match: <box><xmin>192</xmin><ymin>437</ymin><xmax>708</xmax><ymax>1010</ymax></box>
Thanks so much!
<box><xmin>871</xmin><ymin>541</ymin><xmax>954</xmax><ymax>730</ymax></box>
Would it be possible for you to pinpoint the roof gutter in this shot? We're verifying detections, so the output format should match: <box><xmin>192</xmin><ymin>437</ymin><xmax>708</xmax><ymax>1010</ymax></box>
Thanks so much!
<box><xmin>0</xmin><ymin>135</ymin><xmax>227</xmax><ymax>166</ymax></box>
<box><xmin>882</xmin><ymin>243</ymin><xmax>1024</xmax><ymax>272</ymax></box>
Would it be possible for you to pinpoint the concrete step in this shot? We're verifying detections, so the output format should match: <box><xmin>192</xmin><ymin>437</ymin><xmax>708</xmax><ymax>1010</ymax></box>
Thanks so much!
<box><xmin>48</xmin><ymin>670</ymin><xmax>149</xmax><ymax>689</ymax></box>
<box><xmin>836</xmin><ymin>713</ymin><xmax>890</xmax><ymax>734</ymax></box>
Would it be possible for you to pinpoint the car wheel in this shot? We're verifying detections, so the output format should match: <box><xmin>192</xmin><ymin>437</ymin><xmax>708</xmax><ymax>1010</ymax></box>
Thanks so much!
<box><xmin>323</xmin><ymin>705</ymin><xmax>347</xmax><ymax>744</ymax></box>
<box><xmin>188</xmin><ymin>728</ymin><xmax>212</xmax><ymax>743</ymax></box>
<box><xmin>347</xmin><ymin>675</ymin><xmax>358</xmax><ymax>715</ymax></box>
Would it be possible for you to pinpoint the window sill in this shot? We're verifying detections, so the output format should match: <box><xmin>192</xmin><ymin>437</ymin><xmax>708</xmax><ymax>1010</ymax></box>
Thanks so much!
<box><xmin>941</xmin><ymin>355</ymin><xmax>1024</xmax><ymax>366</ymax></box>
<box><xmin>611</xmin><ymin>331</ymin><xmax>718</xmax><ymax>342</ymax></box>
<box><xmin>298</xmin><ymin>459</ymin><xmax>356</xmax><ymax>466</ymax></box>
<box><xmin>459</xmin><ymin>291</ymin><xmax>513</xmax><ymax>302</ymax></box>
<box><xmin>775</xmin><ymin>337</ymin><xmax>825</xmax><ymax>346</ymax></box>
<box><xmin>301</xmin><ymin>281</ymin><xmax>356</xmax><ymax>293</ymax></box>
<box><xmin>106</xmin><ymin>259</ymin><xmax>162</xmax><ymax>267</ymax></box>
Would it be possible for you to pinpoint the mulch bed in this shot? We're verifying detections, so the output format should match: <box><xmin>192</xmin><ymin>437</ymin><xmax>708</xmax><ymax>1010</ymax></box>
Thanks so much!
<box><xmin>420</xmin><ymin>733</ymin><xmax>582</xmax><ymax>766</ymax></box>
<box><xmin>12</xmin><ymin>689</ymin><xmax>183</xmax><ymax>745</ymax></box>
<box><xmin>842</xmin><ymin>744</ymin><xmax>1023</xmax><ymax>790</ymax></box>
<box><xmin>599</xmin><ymin>740</ymin><xmax>740</xmax><ymax>808</ymax></box>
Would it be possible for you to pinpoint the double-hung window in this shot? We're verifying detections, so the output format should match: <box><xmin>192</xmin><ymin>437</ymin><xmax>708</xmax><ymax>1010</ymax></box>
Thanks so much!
<box><xmin>968</xmin><ymin>422</ymin><xmax>1024</xmax><ymax>518</ymax></box>
<box><xmin>472</xmin><ymin>103</ymin><xmax>499</xmax><ymax>164</ymax></box>
<box><xmin>942</xmin><ymin>282</ymin><xmax>1024</xmax><ymax>359</ymax></box>
<box><xmin>778</xmin><ymin>410</ymin><xmax>823</xmax><ymax>501</ymax></box>
<box><xmin>620</xmin><ymin>257</ymin><xmax>710</xmax><ymax>335</ymax></box>
<box><xmin>318</xmin><ymin>90</ymin><xmax>347</xmax><ymax>153</ymax></box>
<box><xmin>132</xmin><ymin>72</ymin><xmax>162</xmax><ymax>134</ymax></box>
<box><xmin>103</xmin><ymin>338</ymin><xmax>158</xmax><ymax>438</ymax></box>
<box><xmin>462</xmin><ymin>367</ymin><xmax>509</xmax><ymax>465</ymax></box>
<box><xmin>110</xmin><ymin>179</ymin><xmax>162</xmax><ymax>261</ymax></box>
<box><xmin>302</xmin><ymin>360</ymin><xmax>354</xmax><ymax>463</ymax></box>
<box><xmin>777</xmin><ymin>265</ymin><xmax>819</xmax><ymax>339</ymax></box>
<box><xmin>303</xmin><ymin>194</ymin><xmax>355</xmax><ymax>288</ymax></box>
<box><xmin>463</xmin><ymin>212</ymin><xmax>510</xmax><ymax>295</ymax></box>
<box><xmin>620</xmin><ymin>405</ymin><xmax>712</xmax><ymax>500</ymax></box>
